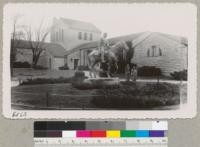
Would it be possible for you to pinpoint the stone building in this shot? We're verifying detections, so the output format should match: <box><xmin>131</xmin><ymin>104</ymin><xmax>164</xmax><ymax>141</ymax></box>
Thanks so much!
<box><xmin>14</xmin><ymin>40</ymin><xmax>66</xmax><ymax>70</ymax></box>
<box><xmin>50</xmin><ymin>18</ymin><xmax>101</xmax><ymax>51</ymax></box>
<box><xmin>64</xmin><ymin>32</ymin><xmax>188</xmax><ymax>76</ymax></box>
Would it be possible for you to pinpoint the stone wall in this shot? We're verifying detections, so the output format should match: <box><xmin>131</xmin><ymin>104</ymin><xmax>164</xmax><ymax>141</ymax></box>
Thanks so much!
<box><xmin>131</xmin><ymin>33</ymin><xmax>187</xmax><ymax>76</ymax></box>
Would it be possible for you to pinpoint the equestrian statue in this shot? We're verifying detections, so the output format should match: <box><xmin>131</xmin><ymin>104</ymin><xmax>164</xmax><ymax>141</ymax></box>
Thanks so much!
<box><xmin>88</xmin><ymin>33</ymin><xmax>130</xmax><ymax>78</ymax></box>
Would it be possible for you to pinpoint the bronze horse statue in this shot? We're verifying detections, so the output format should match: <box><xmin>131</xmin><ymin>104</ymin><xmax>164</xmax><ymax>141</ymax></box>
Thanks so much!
<box><xmin>88</xmin><ymin>41</ymin><xmax>130</xmax><ymax>78</ymax></box>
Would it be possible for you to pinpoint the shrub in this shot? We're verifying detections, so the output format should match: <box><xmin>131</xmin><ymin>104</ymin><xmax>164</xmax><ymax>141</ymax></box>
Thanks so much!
<box><xmin>91</xmin><ymin>82</ymin><xmax>180</xmax><ymax>109</ymax></box>
<box><xmin>74</xmin><ymin>71</ymin><xmax>85</xmax><ymax>78</ymax></box>
<box><xmin>20</xmin><ymin>77</ymin><xmax>73</xmax><ymax>85</ymax></box>
<box><xmin>138</xmin><ymin>66</ymin><xmax>161</xmax><ymax>77</ymax></box>
<box><xmin>59</xmin><ymin>63</ymin><xmax>69</xmax><ymax>70</ymax></box>
<box><xmin>71</xmin><ymin>71</ymin><xmax>87</xmax><ymax>85</ymax></box>
<box><xmin>34</xmin><ymin>65</ymin><xmax>47</xmax><ymax>70</ymax></box>
<box><xmin>170</xmin><ymin>69</ymin><xmax>187</xmax><ymax>81</ymax></box>
<box><xmin>13</xmin><ymin>61</ymin><xmax>31</xmax><ymax>68</ymax></box>
<box><xmin>77</xmin><ymin>65</ymin><xmax>89</xmax><ymax>71</ymax></box>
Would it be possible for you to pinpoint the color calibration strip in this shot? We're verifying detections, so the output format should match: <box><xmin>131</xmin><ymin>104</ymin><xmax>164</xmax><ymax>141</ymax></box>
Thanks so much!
<box><xmin>35</xmin><ymin>130</ymin><xmax>166</xmax><ymax>138</ymax></box>
<box><xmin>34</xmin><ymin>121</ymin><xmax>168</xmax><ymax>147</ymax></box>
<box><xmin>34</xmin><ymin>121</ymin><xmax>167</xmax><ymax>138</ymax></box>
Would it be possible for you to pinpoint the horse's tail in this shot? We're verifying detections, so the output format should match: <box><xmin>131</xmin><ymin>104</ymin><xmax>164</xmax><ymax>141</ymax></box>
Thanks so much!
<box><xmin>87</xmin><ymin>54</ymin><xmax>92</xmax><ymax>69</ymax></box>
<box><xmin>122</xmin><ymin>48</ymin><xmax>126</xmax><ymax>61</ymax></box>
<box><xmin>113</xmin><ymin>61</ymin><xmax>118</xmax><ymax>74</ymax></box>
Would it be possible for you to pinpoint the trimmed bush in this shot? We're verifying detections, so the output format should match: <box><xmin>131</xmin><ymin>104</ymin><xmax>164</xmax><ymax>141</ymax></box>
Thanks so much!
<box><xmin>170</xmin><ymin>69</ymin><xmax>187</xmax><ymax>81</ymax></box>
<box><xmin>13</xmin><ymin>61</ymin><xmax>31</xmax><ymax>68</ymax></box>
<box><xmin>59</xmin><ymin>63</ymin><xmax>69</xmax><ymax>70</ymax></box>
<box><xmin>91</xmin><ymin>82</ymin><xmax>180</xmax><ymax>109</ymax></box>
<box><xmin>71</xmin><ymin>71</ymin><xmax>87</xmax><ymax>85</ymax></box>
<box><xmin>21</xmin><ymin>77</ymin><xmax>73</xmax><ymax>85</ymax></box>
<box><xmin>74</xmin><ymin>71</ymin><xmax>85</xmax><ymax>78</ymax></box>
<box><xmin>138</xmin><ymin>66</ymin><xmax>161</xmax><ymax>77</ymax></box>
<box><xmin>77</xmin><ymin>65</ymin><xmax>89</xmax><ymax>71</ymax></box>
<box><xmin>34</xmin><ymin>65</ymin><xmax>47</xmax><ymax>70</ymax></box>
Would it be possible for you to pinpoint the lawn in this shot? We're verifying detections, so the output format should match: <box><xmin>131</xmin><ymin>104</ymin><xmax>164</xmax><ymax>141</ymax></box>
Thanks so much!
<box><xmin>11</xmin><ymin>81</ymin><xmax>187</xmax><ymax>110</ymax></box>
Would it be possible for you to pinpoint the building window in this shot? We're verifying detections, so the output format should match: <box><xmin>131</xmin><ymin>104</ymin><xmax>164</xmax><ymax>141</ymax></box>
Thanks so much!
<box><xmin>89</xmin><ymin>33</ymin><xmax>93</xmax><ymax>41</ymax></box>
<box><xmin>59</xmin><ymin>29</ymin><xmax>61</xmax><ymax>41</ymax></box>
<box><xmin>62</xmin><ymin>29</ymin><xmax>64</xmax><ymax>41</ymax></box>
<box><xmin>78</xmin><ymin>32</ymin><xmax>82</xmax><ymax>40</ymax></box>
<box><xmin>147</xmin><ymin>45</ymin><xmax>163</xmax><ymax>57</ymax></box>
<box><xmin>151</xmin><ymin>45</ymin><xmax>156</xmax><ymax>57</ymax></box>
<box><xmin>84</xmin><ymin>32</ymin><xmax>87</xmax><ymax>40</ymax></box>
<box><xmin>56</xmin><ymin>32</ymin><xmax>59</xmax><ymax>41</ymax></box>
<box><xmin>159</xmin><ymin>48</ymin><xmax>162</xmax><ymax>56</ymax></box>
<box><xmin>147</xmin><ymin>49</ymin><xmax>150</xmax><ymax>57</ymax></box>
<box><xmin>54</xmin><ymin>32</ymin><xmax>56</xmax><ymax>41</ymax></box>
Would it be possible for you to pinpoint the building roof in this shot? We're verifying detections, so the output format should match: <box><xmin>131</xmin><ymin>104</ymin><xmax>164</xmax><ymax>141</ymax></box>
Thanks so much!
<box><xmin>59</xmin><ymin>18</ymin><xmax>101</xmax><ymax>33</ymax></box>
<box><xmin>65</xmin><ymin>32</ymin><xmax>145</xmax><ymax>55</ymax></box>
<box><xmin>65</xmin><ymin>32</ymin><xmax>188</xmax><ymax>56</ymax></box>
<box><xmin>158</xmin><ymin>32</ymin><xmax>188</xmax><ymax>46</ymax></box>
<box><xmin>13</xmin><ymin>40</ymin><xmax>66</xmax><ymax>57</ymax></box>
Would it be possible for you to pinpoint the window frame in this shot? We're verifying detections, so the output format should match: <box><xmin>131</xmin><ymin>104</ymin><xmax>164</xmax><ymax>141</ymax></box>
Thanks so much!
<box><xmin>78</xmin><ymin>32</ymin><xmax>82</xmax><ymax>40</ymax></box>
<box><xmin>147</xmin><ymin>45</ymin><xmax>163</xmax><ymax>57</ymax></box>
<box><xmin>84</xmin><ymin>32</ymin><xmax>88</xmax><ymax>40</ymax></box>
<box><xmin>89</xmin><ymin>33</ymin><xmax>93</xmax><ymax>41</ymax></box>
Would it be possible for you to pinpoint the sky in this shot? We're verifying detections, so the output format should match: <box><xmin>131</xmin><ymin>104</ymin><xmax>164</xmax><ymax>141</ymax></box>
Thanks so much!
<box><xmin>5</xmin><ymin>3</ymin><xmax>196</xmax><ymax>39</ymax></box>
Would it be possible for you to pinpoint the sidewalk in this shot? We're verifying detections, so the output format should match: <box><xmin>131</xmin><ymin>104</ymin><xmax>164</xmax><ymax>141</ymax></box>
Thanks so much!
<box><xmin>136</xmin><ymin>79</ymin><xmax>187</xmax><ymax>84</ymax></box>
<box><xmin>120</xmin><ymin>78</ymin><xmax>187</xmax><ymax>84</ymax></box>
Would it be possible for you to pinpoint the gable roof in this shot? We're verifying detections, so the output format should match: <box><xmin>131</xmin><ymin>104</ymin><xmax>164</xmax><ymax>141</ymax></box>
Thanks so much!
<box><xmin>157</xmin><ymin>32</ymin><xmax>188</xmax><ymax>46</ymax></box>
<box><xmin>13</xmin><ymin>40</ymin><xmax>66</xmax><ymax>57</ymax></box>
<box><xmin>65</xmin><ymin>31</ymin><xmax>188</xmax><ymax>56</ymax></box>
<box><xmin>59</xmin><ymin>18</ymin><xmax>101</xmax><ymax>33</ymax></box>
<box><xmin>65</xmin><ymin>32</ymin><xmax>145</xmax><ymax>55</ymax></box>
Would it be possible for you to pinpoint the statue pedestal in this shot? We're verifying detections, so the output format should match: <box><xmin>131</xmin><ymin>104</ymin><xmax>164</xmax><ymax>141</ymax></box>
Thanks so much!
<box><xmin>83</xmin><ymin>77</ymin><xmax>119</xmax><ymax>86</ymax></box>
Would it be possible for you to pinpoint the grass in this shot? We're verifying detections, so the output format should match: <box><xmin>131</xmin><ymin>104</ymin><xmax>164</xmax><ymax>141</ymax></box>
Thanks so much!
<box><xmin>11</xmin><ymin>81</ymin><xmax>186</xmax><ymax>110</ymax></box>
<box><xmin>12</xmin><ymin>83</ymin><xmax>98</xmax><ymax>109</ymax></box>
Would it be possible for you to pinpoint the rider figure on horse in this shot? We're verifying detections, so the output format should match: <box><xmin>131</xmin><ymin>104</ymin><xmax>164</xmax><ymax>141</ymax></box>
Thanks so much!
<box><xmin>99</xmin><ymin>32</ymin><xmax>110</xmax><ymax>63</ymax></box>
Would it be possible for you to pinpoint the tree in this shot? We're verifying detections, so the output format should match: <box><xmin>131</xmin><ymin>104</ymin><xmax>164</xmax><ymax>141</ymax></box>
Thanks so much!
<box><xmin>24</xmin><ymin>20</ymin><xmax>49</xmax><ymax>68</ymax></box>
<box><xmin>126</xmin><ymin>41</ymin><xmax>134</xmax><ymax>65</ymax></box>
<box><xmin>10</xmin><ymin>15</ymin><xmax>24</xmax><ymax>76</ymax></box>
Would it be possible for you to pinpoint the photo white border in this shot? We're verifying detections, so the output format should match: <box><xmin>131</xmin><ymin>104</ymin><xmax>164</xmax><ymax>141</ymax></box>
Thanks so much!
<box><xmin>2</xmin><ymin>3</ymin><xmax>197</xmax><ymax>119</ymax></box>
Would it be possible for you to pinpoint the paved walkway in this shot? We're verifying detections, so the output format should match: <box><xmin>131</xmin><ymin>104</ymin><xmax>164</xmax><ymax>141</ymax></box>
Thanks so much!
<box><xmin>135</xmin><ymin>79</ymin><xmax>187</xmax><ymax>84</ymax></box>
<box><xmin>119</xmin><ymin>78</ymin><xmax>187</xmax><ymax>84</ymax></box>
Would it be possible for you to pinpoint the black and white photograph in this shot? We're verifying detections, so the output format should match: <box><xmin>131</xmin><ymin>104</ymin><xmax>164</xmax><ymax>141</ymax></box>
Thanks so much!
<box><xmin>2</xmin><ymin>3</ymin><xmax>197</xmax><ymax>118</ymax></box>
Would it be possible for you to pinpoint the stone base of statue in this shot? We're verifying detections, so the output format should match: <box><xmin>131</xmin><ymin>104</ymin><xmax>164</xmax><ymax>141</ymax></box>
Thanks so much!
<box><xmin>83</xmin><ymin>77</ymin><xmax>119</xmax><ymax>86</ymax></box>
<box><xmin>72</xmin><ymin>76</ymin><xmax>119</xmax><ymax>89</ymax></box>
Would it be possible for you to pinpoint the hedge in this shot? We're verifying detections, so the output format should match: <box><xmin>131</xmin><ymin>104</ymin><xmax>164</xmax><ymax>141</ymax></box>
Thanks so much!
<box><xmin>138</xmin><ymin>66</ymin><xmax>161</xmax><ymax>77</ymax></box>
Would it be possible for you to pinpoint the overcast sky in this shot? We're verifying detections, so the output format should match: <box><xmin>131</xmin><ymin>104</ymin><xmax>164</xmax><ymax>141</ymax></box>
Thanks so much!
<box><xmin>5</xmin><ymin>3</ymin><xmax>196</xmax><ymax>39</ymax></box>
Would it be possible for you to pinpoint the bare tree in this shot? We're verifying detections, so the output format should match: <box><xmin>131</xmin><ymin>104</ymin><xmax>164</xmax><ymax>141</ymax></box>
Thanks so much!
<box><xmin>24</xmin><ymin>19</ymin><xmax>49</xmax><ymax>68</ymax></box>
<box><xmin>10</xmin><ymin>15</ymin><xmax>24</xmax><ymax>76</ymax></box>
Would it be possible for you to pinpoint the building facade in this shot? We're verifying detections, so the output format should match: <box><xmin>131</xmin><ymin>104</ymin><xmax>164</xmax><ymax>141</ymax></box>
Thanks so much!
<box><xmin>131</xmin><ymin>32</ymin><xmax>187</xmax><ymax>76</ymax></box>
<box><xmin>64</xmin><ymin>32</ymin><xmax>188</xmax><ymax>76</ymax></box>
<box><xmin>14</xmin><ymin>40</ymin><xmax>66</xmax><ymax>70</ymax></box>
<box><xmin>50</xmin><ymin>18</ymin><xmax>101</xmax><ymax>51</ymax></box>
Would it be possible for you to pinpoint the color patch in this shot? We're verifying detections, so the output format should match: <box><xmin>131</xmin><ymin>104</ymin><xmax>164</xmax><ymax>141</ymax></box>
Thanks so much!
<box><xmin>91</xmin><ymin>130</ymin><xmax>106</xmax><ymax>137</ymax></box>
<box><xmin>149</xmin><ymin>131</ymin><xmax>165</xmax><ymax>137</ymax></box>
<box><xmin>120</xmin><ymin>130</ymin><xmax>136</xmax><ymax>137</ymax></box>
<box><xmin>152</xmin><ymin>121</ymin><xmax>168</xmax><ymax>130</ymax></box>
<box><xmin>106</xmin><ymin>130</ymin><xmax>120</xmax><ymax>138</ymax></box>
<box><xmin>76</xmin><ymin>130</ymin><xmax>91</xmax><ymax>137</ymax></box>
<box><xmin>62</xmin><ymin>131</ymin><xmax>76</xmax><ymax>137</ymax></box>
<box><xmin>136</xmin><ymin>130</ymin><xmax>149</xmax><ymax>137</ymax></box>
<box><xmin>46</xmin><ymin>131</ymin><xmax>62</xmax><ymax>137</ymax></box>
<box><xmin>34</xmin><ymin>131</ymin><xmax>47</xmax><ymax>137</ymax></box>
